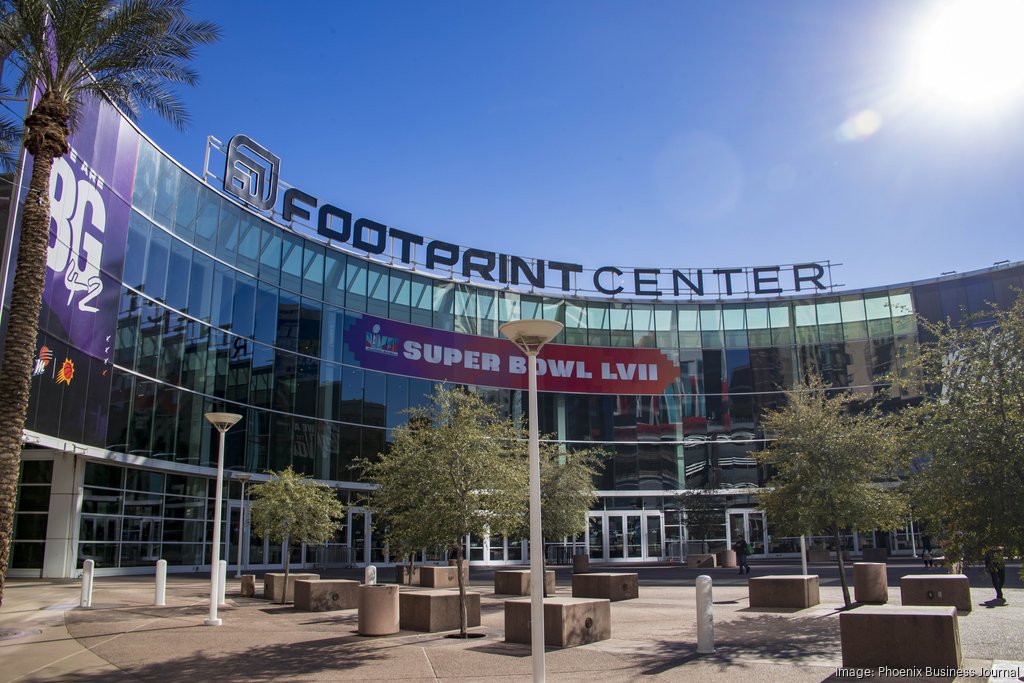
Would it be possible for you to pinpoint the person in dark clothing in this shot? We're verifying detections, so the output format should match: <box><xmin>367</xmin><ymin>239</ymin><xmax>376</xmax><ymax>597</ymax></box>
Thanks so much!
<box><xmin>733</xmin><ymin>536</ymin><xmax>751</xmax><ymax>574</ymax></box>
<box><xmin>983</xmin><ymin>546</ymin><xmax>1006</xmax><ymax>603</ymax></box>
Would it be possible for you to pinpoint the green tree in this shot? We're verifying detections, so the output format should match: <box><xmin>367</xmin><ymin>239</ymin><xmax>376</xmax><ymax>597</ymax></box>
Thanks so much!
<box><xmin>754</xmin><ymin>375</ymin><xmax>907</xmax><ymax>607</ymax></box>
<box><xmin>505</xmin><ymin>441</ymin><xmax>604</xmax><ymax>576</ymax></box>
<box><xmin>0</xmin><ymin>0</ymin><xmax>218</xmax><ymax>605</ymax></box>
<box><xmin>360</xmin><ymin>386</ymin><xmax>528</xmax><ymax>636</ymax></box>
<box><xmin>897</xmin><ymin>297</ymin><xmax>1024</xmax><ymax>574</ymax></box>
<box><xmin>676</xmin><ymin>485</ymin><xmax>728</xmax><ymax>553</ymax></box>
<box><xmin>248</xmin><ymin>467</ymin><xmax>345</xmax><ymax>603</ymax></box>
<box><xmin>535</xmin><ymin>442</ymin><xmax>603</xmax><ymax>543</ymax></box>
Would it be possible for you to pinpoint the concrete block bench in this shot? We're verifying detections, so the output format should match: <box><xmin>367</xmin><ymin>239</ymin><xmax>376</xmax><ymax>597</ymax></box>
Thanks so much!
<box><xmin>748</xmin><ymin>575</ymin><xmax>820</xmax><ymax>609</ymax></box>
<box><xmin>861</xmin><ymin>547</ymin><xmax>889</xmax><ymax>562</ymax></box>
<box><xmin>571</xmin><ymin>572</ymin><xmax>638</xmax><ymax>601</ymax></box>
<box><xmin>505</xmin><ymin>597</ymin><xmax>611</xmax><ymax>647</ymax></box>
<box><xmin>807</xmin><ymin>549</ymin><xmax>830</xmax><ymax>563</ymax></box>
<box><xmin>358</xmin><ymin>584</ymin><xmax>400</xmax><ymax>635</ymax></box>
<box><xmin>840</xmin><ymin>605</ymin><xmax>961</xmax><ymax>669</ymax></box>
<box><xmin>263</xmin><ymin>572</ymin><xmax>320</xmax><ymax>603</ymax></box>
<box><xmin>494</xmin><ymin>569</ymin><xmax>556</xmax><ymax>596</ymax></box>
<box><xmin>399</xmin><ymin>589</ymin><xmax>480</xmax><ymax>632</ymax></box>
<box><xmin>716</xmin><ymin>550</ymin><xmax>737</xmax><ymax>568</ymax></box>
<box><xmin>853</xmin><ymin>562</ymin><xmax>888</xmax><ymax>604</ymax></box>
<box><xmin>573</xmin><ymin>554</ymin><xmax>589</xmax><ymax>574</ymax></box>
<box><xmin>294</xmin><ymin>579</ymin><xmax>359</xmax><ymax>611</ymax></box>
<box><xmin>420</xmin><ymin>565</ymin><xmax>459</xmax><ymax>588</ymax></box>
<box><xmin>686</xmin><ymin>554</ymin><xmax>717</xmax><ymax>568</ymax></box>
<box><xmin>900</xmin><ymin>574</ymin><xmax>972</xmax><ymax>613</ymax></box>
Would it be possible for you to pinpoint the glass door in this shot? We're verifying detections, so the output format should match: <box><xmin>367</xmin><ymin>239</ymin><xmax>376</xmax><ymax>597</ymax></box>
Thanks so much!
<box><xmin>593</xmin><ymin>513</ymin><xmax>664</xmax><ymax>562</ymax></box>
<box><xmin>727</xmin><ymin>509</ymin><xmax>767</xmax><ymax>556</ymax></box>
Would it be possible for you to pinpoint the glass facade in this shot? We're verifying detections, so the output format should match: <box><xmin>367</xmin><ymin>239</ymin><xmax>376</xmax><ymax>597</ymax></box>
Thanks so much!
<box><xmin>8</xmin><ymin>97</ymin><xmax>1024</xmax><ymax>575</ymax></box>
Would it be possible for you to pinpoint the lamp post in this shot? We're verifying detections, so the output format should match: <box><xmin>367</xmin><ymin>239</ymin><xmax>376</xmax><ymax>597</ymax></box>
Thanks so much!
<box><xmin>204</xmin><ymin>411</ymin><xmax>242</xmax><ymax>626</ymax></box>
<box><xmin>500</xmin><ymin>319</ymin><xmax>563</xmax><ymax>683</ymax></box>
<box><xmin>234</xmin><ymin>471</ymin><xmax>253</xmax><ymax>578</ymax></box>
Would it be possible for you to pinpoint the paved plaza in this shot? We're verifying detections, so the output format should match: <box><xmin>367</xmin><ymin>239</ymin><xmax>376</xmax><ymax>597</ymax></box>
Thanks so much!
<box><xmin>1</xmin><ymin>560</ymin><xmax>1021</xmax><ymax>682</ymax></box>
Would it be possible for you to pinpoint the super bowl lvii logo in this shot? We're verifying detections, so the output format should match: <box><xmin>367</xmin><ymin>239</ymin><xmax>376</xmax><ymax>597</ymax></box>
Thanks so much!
<box><xmin>224</xmin><ymin>134</ymin><xmax>280</xmax><ymax>211</ymax></box>
<box><xmin>46</xmin><ymin>153</ymin><xmax>107</xmax><ymax>313</ymax></box>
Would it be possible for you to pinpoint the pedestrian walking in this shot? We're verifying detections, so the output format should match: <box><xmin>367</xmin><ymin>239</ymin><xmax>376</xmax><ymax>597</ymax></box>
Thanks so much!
<box><xmin>733</xmin><ymin>536</ymin><xmax>752</xmax><ymax>574</ymax></box>
<box><xmin>983</xmin><ymin>546</ymin><xmax>1006</xmax><ymax>603</ymax></box>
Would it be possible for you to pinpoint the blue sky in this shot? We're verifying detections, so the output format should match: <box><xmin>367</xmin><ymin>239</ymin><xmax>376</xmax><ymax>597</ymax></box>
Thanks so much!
<box><xmin>139</xmin><ymin>0</ymin><xmax>1024</xmax><ymax>293</ymax></box>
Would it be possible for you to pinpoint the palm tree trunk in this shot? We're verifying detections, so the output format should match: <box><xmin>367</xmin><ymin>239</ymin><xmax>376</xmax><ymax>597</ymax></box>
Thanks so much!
<box><xmin>0</xmin><ymin>147</ymin><xmax>59</xmax><ymax>606</ymax></box>
<box><xmin>833</xmin><ymin>528</ymin><xmax>852</xmax><ymax>607</ymax></box>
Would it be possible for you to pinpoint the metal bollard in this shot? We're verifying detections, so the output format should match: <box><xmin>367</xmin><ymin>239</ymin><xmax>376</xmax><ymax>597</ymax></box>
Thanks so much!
<box><xmin>696</xmin><ymin>574</ymin><xmax>715</xmax><ymax>654</ymax></box>
<box><xmin>155</xmin><ymin>559</ymin><xmax>167</xmax><ymax>606</ymax></box>
<box><xmin>80</xmin><ymin>559</ymin><xmax>94</xmax><ymax>608</ymax></box>
<box><xmin>218</xmin><ymin>560</ymin><xmax>228</xmax><ymax>606</ymax></box>
<box><xmin>364</xmin><ymin>565</ymin><xmax>377</xmax><ymax>586</ymax></box>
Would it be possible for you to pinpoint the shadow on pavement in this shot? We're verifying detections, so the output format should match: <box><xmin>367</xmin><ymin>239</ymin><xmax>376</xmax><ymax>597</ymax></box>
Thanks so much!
<box><xmin>636</xmin><ymin>611</ymin><xmax>841</xmax><ymax>676</ymax></box>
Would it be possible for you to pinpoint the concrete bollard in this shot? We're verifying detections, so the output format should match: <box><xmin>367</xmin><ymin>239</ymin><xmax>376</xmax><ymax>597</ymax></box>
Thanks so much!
<box><xmin>696</xmin><ymin>574</ymin><xmax>715</xmax><ymax>654</ymax></box>
<box><xmin>364</xmin><ymin>565</ymin><xmax>377</xmax><ymax>586</ymax></box>
<box><xmin>80</xmin><ymin>559</ymin><xmax>94</xmax><ymax>608</ymax></box>
<box><xmin>218</xmin><ymin>560</ymin><xmax>228</xmax><ymax>606</ymax></box>
<box><xmin>155</xmin><ymin>559</ymin><xmax>167</xmax><ymax>606</ymax></box>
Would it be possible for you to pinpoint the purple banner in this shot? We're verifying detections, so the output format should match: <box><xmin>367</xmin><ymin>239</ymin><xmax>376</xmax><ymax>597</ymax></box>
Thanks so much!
<box><xmin>39</xmin><ymin>93</ymin><xmax>139</xmax><ymax>362</ymax></box>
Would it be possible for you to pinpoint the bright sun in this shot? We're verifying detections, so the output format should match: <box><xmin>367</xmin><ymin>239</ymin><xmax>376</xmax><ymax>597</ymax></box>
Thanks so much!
<box><xmin>908</xmin><ymin>0</ymin><xmax>1024</xmax><ymax>112</ymax></box>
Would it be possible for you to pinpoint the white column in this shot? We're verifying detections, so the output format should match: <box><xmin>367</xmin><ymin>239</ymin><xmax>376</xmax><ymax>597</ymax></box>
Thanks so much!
<box><xmin>42</xmin><ymin>451</ymin><xmax>81</xmax><ymax>578</ymax></box>
<box><xmin>527</xmin><ymin>351</ymin><xmax>545</xmax><ymax>683</ymax></box>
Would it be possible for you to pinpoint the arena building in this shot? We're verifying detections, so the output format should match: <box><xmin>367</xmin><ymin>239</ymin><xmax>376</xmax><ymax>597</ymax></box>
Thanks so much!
<box><xmin>5</xmin><ymin>94</ymin><xmax>1022</xmax><ymax>577</ymax></box>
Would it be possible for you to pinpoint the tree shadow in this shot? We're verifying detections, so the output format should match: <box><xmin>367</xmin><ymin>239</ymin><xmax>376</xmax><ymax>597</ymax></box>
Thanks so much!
<box><xmin>35</xmin><ymin>634</ymin><xmax>388</xmax><ymax>682</ymax></box>
<box><xmin>634</xmin><ymin>611</ymin><xmax>841</xmax><ymax>676</ymax></box>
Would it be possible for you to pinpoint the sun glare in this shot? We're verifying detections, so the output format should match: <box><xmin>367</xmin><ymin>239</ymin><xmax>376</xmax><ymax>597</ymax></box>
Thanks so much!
<box><xmin>908</xmin><ymin>0</ymin><xmax>1024</xmax><ymax>112</ymax></box>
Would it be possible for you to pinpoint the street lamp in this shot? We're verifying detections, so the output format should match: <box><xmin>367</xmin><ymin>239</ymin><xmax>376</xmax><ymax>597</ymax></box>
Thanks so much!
<box><xmin>233</xmin><ymin>471</ymin><xmax>253</xmax><ymax>578</ymax></box>
<box><xmin>204</xmin><ymin>411</ymin><xmax>242</xmax><ymax>626</ymax></box>
<box><xmin>499</xmin><ymin>319</ymin><xmax>563</xmax><ymax>683</ymax></box>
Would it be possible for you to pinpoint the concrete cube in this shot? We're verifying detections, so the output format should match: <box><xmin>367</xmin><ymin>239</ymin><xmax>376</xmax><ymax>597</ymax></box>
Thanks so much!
<box><xmin>294</xmin><ymin>579</ymin><xmax>359</xmax><ymax>611</ymax></box>
<box><xmin>263</xmin><ymin>572</ymin><xmax>320</xmax><ymax>603</ymax></box>
<box><xmin>571</xmin><ymin>572</ymin><xmax>639</xmax><ymax>601</ymax></box>
<box><xmin>840</xmin><ymin>605</ymin><xmax>961</xmax><ymax>669</ymax></box>
<box><xmin>420</xmin><ymin>565</ymin><xmax>459</xmax><ymax>588</ymax></box>
<box><xmin>717</xmin><ymin>550</ymin><xmax>737</xmax><ymax>568</ymax></box>
<box><xmin>504</xmin><ymin>597</ymin><xmax>611</xmax><ymax>647</ymax></box>
<box><xmin>748</xmin><ymin>575</ymin><xmax>820</xmax><ymax>609</ymax></box>
<box><xmin>686</xmin><ymin>553</ymin><xmax>717</xmax><ymax>568</ymax></box>
<box><xmin>899</xmin><ymin>574</ymin><xmax>972</xmax><ymax>613</ymax></box>
<box><xmin>494</xmin><ymin>569</ymin><xmax>556</xmax><ymax>596</ymax></box>
<box><xmin>399</xmin><ymin>589</ymin><xmax>480</xmax><ymax>632</ymax></box>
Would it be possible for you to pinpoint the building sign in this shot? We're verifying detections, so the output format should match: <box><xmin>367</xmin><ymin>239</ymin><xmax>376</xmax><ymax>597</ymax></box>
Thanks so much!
<box><xmin>343</xmin><ymin>312</ymin><xmax>681</xmax><ymax>395</ymax></box>
<box><xmin>219</xmin><ymin>134</ymin><xmax>834</xmax><ymax>300</ymax></box>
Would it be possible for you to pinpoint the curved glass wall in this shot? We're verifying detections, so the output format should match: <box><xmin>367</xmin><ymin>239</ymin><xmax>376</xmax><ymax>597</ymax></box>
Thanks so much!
<box><xmin>10</xmin><ymin>97</ymin><xmax>1024</xmax><ymax>574</ymax></box>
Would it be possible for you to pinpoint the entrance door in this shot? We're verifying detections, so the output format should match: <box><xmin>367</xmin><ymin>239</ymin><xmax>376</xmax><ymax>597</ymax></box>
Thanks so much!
<box><xmin>592</xmin><ymin>513</ymin><xmax>664</xmax><ymax>562</ymax></box>
<box><xmin>727</xmin><ymin>509</ymin><xmax>767</xmax><ymax>555</ymax></box>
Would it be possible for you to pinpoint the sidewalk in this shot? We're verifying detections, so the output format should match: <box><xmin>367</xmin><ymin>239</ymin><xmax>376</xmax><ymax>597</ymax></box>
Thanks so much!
<box><xmin>1</xmin><ymin>564</ymin><xmax>1021</xmax><ymax>682</ymax></box>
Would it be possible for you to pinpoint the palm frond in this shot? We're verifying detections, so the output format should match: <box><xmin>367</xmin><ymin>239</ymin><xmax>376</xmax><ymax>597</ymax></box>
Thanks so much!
<box><xmin>1</xmin><ymin>0</ymin><xmax>219</xmax><ymax>132</ymax></box>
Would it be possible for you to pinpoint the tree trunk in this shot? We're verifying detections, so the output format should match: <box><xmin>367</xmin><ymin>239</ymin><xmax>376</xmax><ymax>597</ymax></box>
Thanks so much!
<box><xmin>281</xmin><ymin>536</ymin><xmax>291</xmax><ymax>604</ymax></box>
<box><xmin>0</xmin><ymin>94</ymin><xmax>67</xmax><ymax>604</ymax></box>
<box><xmin>456</xmin><ymin>543</ymin><xmax>467</xmax><ymax>637</ymax></box>
<box><xmin>833</xmin><ymin>528</ymin><xmax>851</xmax><ymax>607</ymax></box>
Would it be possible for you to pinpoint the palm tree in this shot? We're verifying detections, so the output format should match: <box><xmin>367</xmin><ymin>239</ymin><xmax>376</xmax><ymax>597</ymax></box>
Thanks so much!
<box><xmin>0</xmin><ymin>0</ymin><xmax>218</xmax><ymax>605</ymax></box>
